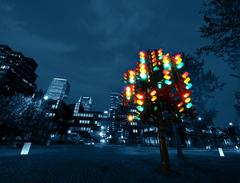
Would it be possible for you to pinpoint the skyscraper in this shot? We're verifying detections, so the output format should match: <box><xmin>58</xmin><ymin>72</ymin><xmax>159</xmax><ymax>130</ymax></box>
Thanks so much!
<box><xmin>44</xmin><ymin>78</ymin><xmax>70</xmax><ymax>100</ymax></box>
<box><xmin>109</xmin><ymin>92</ymin><xmax>123</xmax><ymax>133</ymax></box>
<box><xmin>109</xmin><ymin>92</ymin><xmax>122</xmax><ymax>112</ymax></box>
<box><xmin>73</xmin><ymin>96</ymin><xmax>92</xmax><ymax>116</ymax></box>
<box><xmin>0</xmin><ymin>45</ymin><xmax>37</xmax><ymax>96</ymax></box>
<box><xmin>80</xmin><ymin>96</ymin><xmax>92</xmax><ymax>111</ymax></box>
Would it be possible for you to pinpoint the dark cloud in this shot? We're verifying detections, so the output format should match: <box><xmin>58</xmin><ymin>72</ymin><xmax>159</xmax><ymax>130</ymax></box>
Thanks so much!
<box><xmin>0</xmin><ymin>0</ymin><xmax>237</xmax><ymax>126</ymax></box>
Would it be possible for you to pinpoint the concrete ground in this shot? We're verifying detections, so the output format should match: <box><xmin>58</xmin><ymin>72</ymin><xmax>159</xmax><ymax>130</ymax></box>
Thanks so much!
<box><xmin>0</xmin><ymin>144</ymin><xmax>239</xmax><ymax>183</ymax></box>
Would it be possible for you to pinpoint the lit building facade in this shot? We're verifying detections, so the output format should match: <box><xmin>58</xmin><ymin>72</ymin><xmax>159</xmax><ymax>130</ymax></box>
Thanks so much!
<box><xmin>114</xmin><ymin>106</ymin><xmax>141</xmax><ymax>145</ymax></box>
<box><xmin>73</xmin><ymin>96</ymin><xmax>92</xmax><ymax>116</ymax></box>
<box><xmin>124</xmin><ymin>107</ymin><xmax>141</xmax><ymax>144</ymax></box>
<box><xmin>44</xmin><ymin>78</ymin><xmax>70</xmax><ymax>100</ymax></box>
<box><xmin>70</xmin><ymin>99</ymin><xmax>113</xmax><ymax>143</ymax></box>
<box><xmin>109</xmin><ymin>92</ymin><xmax>123</xmax><ymax>132</ymax></box>
<box><xmin>73</xmin><ymin>99</ymin><xmax>84</xmax><ymax>116</ymax></box>
<box><xmin>70</xmin><ymin>110</ymin><xmax>103</xmax><ymax>140</ymax></box>
<box><xmin>109</xmin><ymin>92</ymin><xmax>122</xmax><ymax>113</ymax></box>
<box><xmin>80</xmin><ymin>96</ymin><xmax>92</xmax><ymax>111</ymax></box>
<box><xmin>0</xmin><ymin>45</ymin><xmax>37</xmax><ymax>96</ymax></box>
<box><xmin>42</xmin><ymin>99</ymin><xmax>72</xmax><ymax>144</ymax></box>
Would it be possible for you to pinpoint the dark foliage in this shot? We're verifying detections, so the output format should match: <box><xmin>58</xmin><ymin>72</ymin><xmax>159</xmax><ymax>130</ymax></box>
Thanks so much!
<box><xmin>184</xmin><ymin>54</ymin><xmax>224</xmax><ymax>125</ymax></box>
<box><xmin>0</xmin><ymin>94</ymin><xmax>71</xmax><ymax>145</ymax></box>
<box><xmin>199</xmin><ymin>0</ymin><xmax>240</xmax><ymax>73</ymax></box>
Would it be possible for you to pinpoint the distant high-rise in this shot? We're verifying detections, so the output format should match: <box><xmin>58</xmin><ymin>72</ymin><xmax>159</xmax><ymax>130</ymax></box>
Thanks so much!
<box><xmin>73</xmin><ymin>96</ymin><xmax>92</xmax><ymax>116</ymax></box>
<box><xmin>0</xmin><ymin>45</ymin><xmax>37</xmax><ymax>96</ymax></box>
<box><xmin>109</xmin><ymin>92</ymin><xmax>122</xmax><ymax>112</ymax></box>
<box><xmin>80</xmin><ymin>96</ymin><xmax>92</xmax><ymax>111</ymax></box>
<box><xmin>44</xmin><ymin>78</ymin><xmax>70</xmax><ymax>100</ymax></box>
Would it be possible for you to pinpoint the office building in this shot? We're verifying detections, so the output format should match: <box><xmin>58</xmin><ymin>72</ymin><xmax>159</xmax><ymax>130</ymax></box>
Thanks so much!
<box><xmin>44</xmin><ymin>78</ymin><xmax>70</xmax><ymax>100</ymax></box>
<box><xmin>0</xmin><ymin>44</ymin><xmax>37</xmax><ymax>96</ymax></box>
<box><xmin>73</xmin><ymin>96</ymin><xmax>92</xmax><ymax>116</ymax></box>
<box><xmin>80</xmin><ymin>96</ymin><xmax>92</xmax><ymax>111</ymax></box>
<box><xmin>70</xmin><ymin>110</ymin><xmax>103</xmax><ymax>139</ymax></box>
<box><xmin>109</xmin><ymin>92</ymin><xmax>122</xmax><ymax>112</ymax></box>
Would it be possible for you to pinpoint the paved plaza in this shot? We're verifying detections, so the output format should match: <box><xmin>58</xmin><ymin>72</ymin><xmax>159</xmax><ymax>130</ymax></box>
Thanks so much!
<box><xmin>0</xmin><ymin>145</ymin><xmax>239</xmax><ymax>183</ymax></box>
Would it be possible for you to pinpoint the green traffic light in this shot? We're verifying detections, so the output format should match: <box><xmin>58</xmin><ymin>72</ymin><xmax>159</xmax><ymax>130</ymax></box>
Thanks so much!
<box><xmin>186</xmin><ymin>83</ymin><xmax>192</xmax><ymax>89</ymax></box>
<box><xmin>129</xmin><ymin>79</ymin><xmax>135</xmax><ymax>84</ymax></box>
<box><xmin>140</xmin><ymin>58</ymin><xmax>146</xmax><ymax>63</ymax></box>
<box><xmin>186</xmin><ymin>102</ymin><xmax>192</xmax><ymax>108</ymax></box>
<box><xmin>140</xmin><ymin>73</ymin><xmax>147</xmax><ymax>80</ymax></box>
<box><xmin>176</xmin><ymin>62</ymin><xmax>184</xmax><ymax>69</ymax></box>
<box><xmin>164</xmin><ymin>80</ymin><xmax>172</xmax><ymax>85</ymax></box>
<box><xmin>137</xmin><ymin>106</ymin><xmax>144</xmax><ymax>112</ymax></box>
<box><xmin>163</xmin><ymin>63</ymin><xmax>171</xmax><ymax>70</ymax></box>
<box><xmin>157</xmin><ymin>82</ymin><xmax>162</xmax><ymax>89</ymax></box>
<box><xmin>153</xmin><ymin>66</ymin><xmax>160</xmax><ymax>71</ymax></box>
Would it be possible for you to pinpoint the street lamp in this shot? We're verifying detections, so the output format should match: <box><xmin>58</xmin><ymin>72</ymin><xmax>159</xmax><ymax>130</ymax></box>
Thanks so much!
<box><xmin>99</xmin><ymin>132</ymin><xmax>104</xmax><ymax>137</ymax></box>
<box><xmin>127</xmin><ymin>115</ymin><xmax>134</xmax><ymax>122</ymax></box>
<box><xmin>198</xmin><ymin>117</ymin><xmax>202</xmax><ymax>121</ymax></box>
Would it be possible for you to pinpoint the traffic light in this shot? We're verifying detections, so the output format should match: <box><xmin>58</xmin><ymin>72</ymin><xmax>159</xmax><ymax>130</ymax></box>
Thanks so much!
<box><xmin>157</xmin><ymin>81</ymin><xmax>163</xmax><ymax>89</ymax></box>
<box><xmin>163</xmin><ymin>54</ymin><xmax>171</xmax><ymax>70</ymax></box>
<box><xmin>186</xmin><ymin>102</ymin><xmax>193</xmax><ymax>109</ymax></box>
<box><xmin>174</xmin><ymin>53</ymin><xmax>184</xmax><ymax>70</ymax></box>
<box><xmin>174</xmin><ymin>90</ymin><xmax>193</xmax><ymax>113</ymax></box>
<box><xmin>158</xmin><ymin>48</ymin><xmax>163</xmax><ymax>60</ymax></box>
<box><xmin>125</xmin><ymin>86</ymin><xmax>133</xmax><ymax>101</ymax></box>
<box><xmin>186</xmin><ymin>83</ymin><xmax>193</xmax><ymax>90</ymax></box>
<box><xmin>173</xmin><ymin>94</ymin><xmax>185</xmax><ymax>113</ymax></box>
<box><xmin>128</xmin><ymin>70</ymin><xmax>136</xmax><ymax>84</ymax></box>
<box><xmin>163</xmin><ymin>69</ymin><xmax>172</xmax><ymax>85</ymax></box>
<box><xmin>182</xmin><ymin>71</ymin><xmax>189</xmax><ymax>78</ymax></box>
<box><xmin>139</xmin><ymin>63</ymin><xmax>148</xmax><ymax>80</ymax></box>
<box><xmin>150</xmin><ymin>89</ymin><xmax>157</xmax><ymax>103</ymax></box>
<box><xmin>151</xmin><ymin>50</ymin><xmax>160</xmax><ymax>71</ymax></box>
<box><xmin>181</xmin><ymin>71</ymin><xmax>192</xmax><ymax>90</ymax></box>
<box><xmin>182</xmin><ymin>91</ymin><xmax>192</xmax><ymax>109</ymax></box>
<box><xmin>151</xmin><ymin>50</ymin><xmax>156</xmax><ymax>59</ymax></box>
<box><xmin>123</xmin><ymin>48</ymin><xmax>195</xmax><ymax>123</ymax></box>
<box><xmin>183</xmin><ymin>92</ymin><xmax>190</xmax><ymax>98</ymax></box>
<box><xmin>179</xmin><ymin>107</ymin><xmax>185</xmax><ymax>113</ymax></box>
<box><xmin>123</xmin><ymin>73</ymin><xmax>128</xmax><ymax>84</ymax></box>
<box><xmin>136</xmin><ymin>93</ymin><xmax>145</xmax><ymax>112</ymax></box>
<box><xmin>139</xmin><ymin>51</ymin><xmax>147</xmax><ymax>64</ymax></box>
<box><xmin>162</xmin><ymin>54</ymin><xmax>172</xmax><ymax>85</ymax></box>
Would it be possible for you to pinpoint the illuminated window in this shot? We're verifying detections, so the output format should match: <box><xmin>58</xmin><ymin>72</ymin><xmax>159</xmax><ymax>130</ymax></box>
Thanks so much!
<box><xmin>133</xmin><ymin>129</ymin><xmax>138</xmax><ymax>133</ymax></box>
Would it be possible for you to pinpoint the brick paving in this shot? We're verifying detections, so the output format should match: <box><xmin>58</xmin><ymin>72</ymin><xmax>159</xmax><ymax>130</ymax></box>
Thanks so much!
<box><xmin>0</xmin><ymin>145</ymin><xmax>239</xmax><ymax>183</ymax></box>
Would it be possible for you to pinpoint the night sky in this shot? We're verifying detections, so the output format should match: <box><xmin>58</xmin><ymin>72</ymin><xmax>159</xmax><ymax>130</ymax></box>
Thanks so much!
<box><xmin>0</xmin><ymin>0</ymin><xmax>238</xmax><ymax>127</ymax></box>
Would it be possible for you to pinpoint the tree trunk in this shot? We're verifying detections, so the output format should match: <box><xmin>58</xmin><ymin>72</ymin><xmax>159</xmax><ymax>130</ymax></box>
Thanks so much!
<box><xmin>157</xmin><ymin>125</ymin><xmax>170</xmax><ymax>176</ymax></box>
<box><xmin>174</xmin><ymin>124</ymin><xmax>184</xmax><ymax>158</ymax></box>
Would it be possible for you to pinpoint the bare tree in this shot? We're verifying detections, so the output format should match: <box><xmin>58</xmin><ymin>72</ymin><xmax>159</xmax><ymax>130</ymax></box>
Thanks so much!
<box><xmin>184</xmin><ymin>54</ymin><xmax>224</xmax><ymax>123</ymax></box>
<box><xmin>199</xmin><ymin>0</ymin><xmax>240</xmax><ymax>73</ymax></box>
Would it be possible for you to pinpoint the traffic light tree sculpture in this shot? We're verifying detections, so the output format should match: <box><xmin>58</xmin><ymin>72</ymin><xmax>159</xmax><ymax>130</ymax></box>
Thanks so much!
<box><xmin>123</xmin><ymin>49</ymin><xmax>194</xmax><ymax>175</ymax></box>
